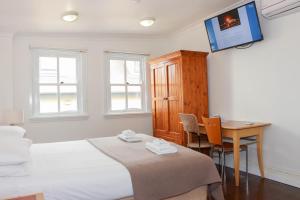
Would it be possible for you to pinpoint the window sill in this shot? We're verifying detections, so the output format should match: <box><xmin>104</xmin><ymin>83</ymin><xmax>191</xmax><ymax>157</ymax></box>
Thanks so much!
<box><xmin>30</xmin><ymin>113</ymin><xmax>89</xmax><ymax>122</ymax></box>
<box><xmin>104</xmin><ymin>112</ymin><xmax>152</xmax><ymax>118</ymax></box>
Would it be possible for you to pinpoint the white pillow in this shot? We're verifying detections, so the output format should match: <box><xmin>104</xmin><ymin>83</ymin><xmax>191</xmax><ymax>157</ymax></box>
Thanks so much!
<box><xmin>0</xmin><ymin>162</ymin><xmax>31</xmax><ymax>177</ymax></box>
<box><xmin>0</xmin><ymin>138</ymin><xmax>32</xmax><ymax>165</ymax></box>
<box><xmin>0</xmin><ymin>126</ymin><xmax>26</xmax><ymax>138</ymax></box>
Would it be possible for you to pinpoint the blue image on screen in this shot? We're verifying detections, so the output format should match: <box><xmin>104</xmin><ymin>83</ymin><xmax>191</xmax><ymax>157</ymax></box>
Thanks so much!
<box><xmin>204</xmin><ymin>2</ymin><xmax>263</xmax><ymax>52</ymax></box>
<box><xmin>205</xmin><ymin>20</ymin><xmax>219</xmax><ymax>51</ymax></box>
<box><xmin>246</xmin><ymin>3</ymin><xmax>262</xmax><ymax>41</ymax></box>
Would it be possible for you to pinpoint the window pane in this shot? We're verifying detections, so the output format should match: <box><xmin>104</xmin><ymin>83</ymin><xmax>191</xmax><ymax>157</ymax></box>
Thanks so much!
<box><xmin>110</xmin><ymin>60</ymin><xmax>125</xmax><ymax>84</ymax></box>
<box><xmin>128</xmin><ymin>86</ymin><xmax>142</xmax><ymax>109</ymax></box>
<box><xmin>126</xmin><ymin>60</ymin><xmax>141</xmax><ymax>84</ymax></box>
<box><xmin>59</xmin><ymin>57</ymin><xmax>77</xmax><ymax>84</ymax></box>
<box><xmin>39</xmin><ymin>57</ymin><xmax>57</xmax><ymax>83</ymax></box>
<box><xmin>39</xmin><ymin>86</ymin><xmax>58</xmax><ymax>113</ymax></box>
<box><xmin>60</xmin><ymin>86</ymin><xmax>78</xmax><ymax>112</ymax></box>
<box><xmin>111</xmin><ymin>86</ymin><xmax>126</xmax><ymax>111</ymax></box>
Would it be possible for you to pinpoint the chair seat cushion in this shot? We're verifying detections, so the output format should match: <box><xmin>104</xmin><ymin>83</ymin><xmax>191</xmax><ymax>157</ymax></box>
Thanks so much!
<box><xmin>187</xmin><ymin>141</ymin><xmax>211</xmax><ymax>149</ymax></box>
<box><xmin>214</xmin><ymin>142</ymin><xmax>247</xmax><ymax>152</ymax></box>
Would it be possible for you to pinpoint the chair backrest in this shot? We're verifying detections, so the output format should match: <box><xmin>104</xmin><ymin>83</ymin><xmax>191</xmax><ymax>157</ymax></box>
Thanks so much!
<box><xmin>179</xmin><ymin>113</ymin><xmax>200</xmax><ymax>135</ymax></box>
<box><xmin>202</xmin><ymin>116</ymin><xmax>222</xmax><ymax>146</ymax></box>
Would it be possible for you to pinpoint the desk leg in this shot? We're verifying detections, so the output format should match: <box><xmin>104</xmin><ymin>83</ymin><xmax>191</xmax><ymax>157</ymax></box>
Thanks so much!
<box><xmin>256</xmin><ymin>129</ymin><xmax>265</xmax><ymax>178</ymax></box>
<box><xmin>233</xmin><ymin>133</ymin><xmax>240</xmax><ymax>186</ymax></box>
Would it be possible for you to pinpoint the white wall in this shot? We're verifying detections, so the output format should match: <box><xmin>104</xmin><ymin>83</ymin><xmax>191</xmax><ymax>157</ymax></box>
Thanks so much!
<box><xmin>0</xmin><ymin>34</ymin><xmax>13</xmax><ymax>112</ymax></box>
<box><xmin>12</xmin><ymin>34</ymin><xmax>168</xmax><ymax>143</ymax></box>
<box><xmin>3</xmin><ymin>0</ymin><xmax>300</xmax><ymax>188</ymax></box>
<box><xmin>165</xmin><ymin>6</ymin><xmax>300</xmax><ymax>187</ymax></box>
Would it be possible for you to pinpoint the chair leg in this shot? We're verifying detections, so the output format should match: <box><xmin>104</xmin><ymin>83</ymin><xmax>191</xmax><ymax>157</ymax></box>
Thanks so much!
<box><xmin>198</xmin><ymin>135</ymin><xmax>202</xmax><ymax>153</ymax></box>
<box><xmin>221</xmin><ymin>151</ymin><xmax>225</xmax><ymax>182</ymax></box>
<box><xmin>218</xmin><ymin>152</ymin><xmax>221</xmax><ymax>172</ymax></box>
<box><xmin>223</xmin><ymin>152</ymin><xmax>226</xmax><ymax>182</ymax></box>
<box><xmin>246</xmin><ymin>147</ymin><xmax>249</xmax><ymax>194</ymax></box>
<box><xmin>209</xmin><ymin>147</ymin><xmax>214</xmax><ymax>158</ymax></box>
<box><xmin>246</xmin><ymin>147</ymin><xmax>249</xmax><ymax>181</ymax></box>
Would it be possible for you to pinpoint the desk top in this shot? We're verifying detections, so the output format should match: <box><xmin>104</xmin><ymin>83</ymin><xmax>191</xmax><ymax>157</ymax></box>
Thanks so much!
<box><xmin>198</xmin><ymin>120</ymin><xmax>271</xmax><ymax>130</ymax></box>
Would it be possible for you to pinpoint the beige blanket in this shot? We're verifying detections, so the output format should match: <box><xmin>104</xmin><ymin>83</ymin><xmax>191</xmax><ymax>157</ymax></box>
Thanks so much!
<box><xmin>88</xmin><ymin>134</ymin><xmax>224</xmax><ymax>200</ymax></box>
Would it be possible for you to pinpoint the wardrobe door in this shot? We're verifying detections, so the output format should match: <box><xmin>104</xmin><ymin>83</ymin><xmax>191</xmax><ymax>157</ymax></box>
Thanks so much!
<box><xmin>166</xmin><ymin>59</ymin><xmax>182</xmax><ymax>143</ymax></box>
<box><xmin>151</xmin><ymin>63</ymin><xmax>169</xmax><ymax>137</ymax></box>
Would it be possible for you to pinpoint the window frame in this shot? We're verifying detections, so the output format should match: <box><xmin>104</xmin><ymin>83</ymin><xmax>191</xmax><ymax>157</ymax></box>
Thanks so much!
<box><xmin>31</xmin><ymin>49</ymin><xmax>87</xmax><ymax>118</ymax></box>
<box><xmin>105</xmin><ymin>52</ymin><xmax>149</xmax><ymax>115</ymax></box>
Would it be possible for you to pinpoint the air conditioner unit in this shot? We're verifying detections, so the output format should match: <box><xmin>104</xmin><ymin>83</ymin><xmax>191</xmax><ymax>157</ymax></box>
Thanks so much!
<box><xmin>262</xmin><ymin>0</ymin><xmax>300</xmax><ymax>19</ymax></box>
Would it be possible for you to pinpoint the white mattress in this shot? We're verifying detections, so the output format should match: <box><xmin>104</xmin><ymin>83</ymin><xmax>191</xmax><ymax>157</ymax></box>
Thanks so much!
<box><xmin>0</xmin><ymin>140</ymin><xmax>133</xmax><ymax>200</ymax></box>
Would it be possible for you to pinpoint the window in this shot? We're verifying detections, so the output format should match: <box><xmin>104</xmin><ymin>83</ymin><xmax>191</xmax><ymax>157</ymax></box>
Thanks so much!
<box><xmin>106</xmin><ymin>52</ymin><xmax>148</xmax><ymax>114</ymax></box>
<box><xmin>32</xmin><ymin>49</ymin><xmax>87</xmax><ymax>118</ymax></box>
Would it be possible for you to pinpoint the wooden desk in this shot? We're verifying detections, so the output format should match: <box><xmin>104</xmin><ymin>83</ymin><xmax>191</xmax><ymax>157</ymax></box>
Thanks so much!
<box><xmin>198</xmin><ymin>121</ymin><xmax>271</xmax><ymax>186</ymax></box>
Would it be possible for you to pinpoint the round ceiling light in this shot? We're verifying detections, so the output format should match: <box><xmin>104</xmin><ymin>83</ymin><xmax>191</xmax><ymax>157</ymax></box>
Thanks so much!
<box><xmin>140</xmin><ymin>17</ymin><xmax>155</xmax><ymax>27</ymax></box>
<box><xmin>62</xmin><ymin>11</ymin><xmax>79</xmax><ymax>22</ymax></box>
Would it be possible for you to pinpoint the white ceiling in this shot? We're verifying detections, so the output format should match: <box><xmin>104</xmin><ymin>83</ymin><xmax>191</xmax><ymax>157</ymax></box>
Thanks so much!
<box><xmin>0</xmin><ymin>0</ymin><xmax>239</xmax><ymax>35</ymax></box>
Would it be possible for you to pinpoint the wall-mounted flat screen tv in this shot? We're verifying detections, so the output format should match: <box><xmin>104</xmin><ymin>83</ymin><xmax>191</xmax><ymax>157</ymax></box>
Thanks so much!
<box><xmin>204</xmin><ymin>1</ymin><xmax>263</xmax><ymax>52</ymax></box>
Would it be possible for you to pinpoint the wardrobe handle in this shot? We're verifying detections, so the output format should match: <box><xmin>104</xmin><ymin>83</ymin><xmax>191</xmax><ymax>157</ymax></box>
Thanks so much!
<box><xmin>163</xmin><ymin>97</ymin><xmax>168</xmax><ymax>100</ymax></box>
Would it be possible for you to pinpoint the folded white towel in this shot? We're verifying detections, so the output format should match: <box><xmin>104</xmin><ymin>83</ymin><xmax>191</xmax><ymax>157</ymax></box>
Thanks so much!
<box><xmin>151</xmin><ymin>139</ymin><xmax>171</xmax><ymax>150</ymax></box>
<box><xmin>146</xmin><ymin>139</ymin><xmax>178</xmax><ymax>155</ymax></box>
<box><xmin>121</xmin><ymin>130</ymin><xmax>136</xmax><ymax>138</ymax></box>
<box><xmin>146</xmin><ymin>143</ymin><xmax>178</xmax><ymax>155</ymax></box>
<box><xmin>145</xmin><ymin>139</ymin><xmax>170</xmax><ymax>151</ymax></box>
<box><xmin>118</xmin><ymin>130</ymin><xmax>142</xmax><ymax>142</ymax></box>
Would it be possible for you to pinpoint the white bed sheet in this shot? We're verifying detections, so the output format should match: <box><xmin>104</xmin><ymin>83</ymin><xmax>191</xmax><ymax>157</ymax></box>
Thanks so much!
<box><xmin>0</xmin><ymin>140</ymin><xmax>133</xmax><ymax>200</ymax></box>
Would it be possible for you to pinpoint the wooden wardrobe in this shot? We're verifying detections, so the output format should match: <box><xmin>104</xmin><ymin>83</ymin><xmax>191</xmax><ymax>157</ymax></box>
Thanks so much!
<box><xmin>149</xmin><ymin>50</ymin><xmax>209</xmax><ymax>145</ymax></box>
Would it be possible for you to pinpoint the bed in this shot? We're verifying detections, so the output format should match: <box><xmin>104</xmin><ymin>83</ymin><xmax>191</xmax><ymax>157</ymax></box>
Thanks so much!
<box><xmin>0</xmin><ymin>135</ymin><xmax>221</xmax><ymax>200</ymax></box>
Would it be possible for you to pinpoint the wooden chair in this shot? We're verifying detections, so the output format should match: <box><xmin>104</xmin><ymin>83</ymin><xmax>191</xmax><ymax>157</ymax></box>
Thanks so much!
<box><xmin>179</xmin><ymin>113</ymin><xmax>211</xmax><ymax>152</ymax></box>
<box><xmin>202</xmin><ymin>116</ymin><xmax>249</xmax><ymax>182</ymax></box>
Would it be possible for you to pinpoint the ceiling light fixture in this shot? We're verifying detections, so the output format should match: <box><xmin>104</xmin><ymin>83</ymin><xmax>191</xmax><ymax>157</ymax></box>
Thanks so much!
<box><xmin>140</xmin><ymin>17</ymin><xmax>155</xmax><ymax>27</ymax></box>
<box><xmin>62</xmin><ymin>11</ymin><xmax>79</xmax><ymax>22</ymax></box>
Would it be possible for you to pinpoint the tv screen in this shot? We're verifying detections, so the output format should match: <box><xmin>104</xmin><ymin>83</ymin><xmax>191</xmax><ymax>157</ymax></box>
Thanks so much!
<box><xmin>204</xmin><ymin>1</ymin><xmax>263</xmax><ymax>52</ymax></box>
